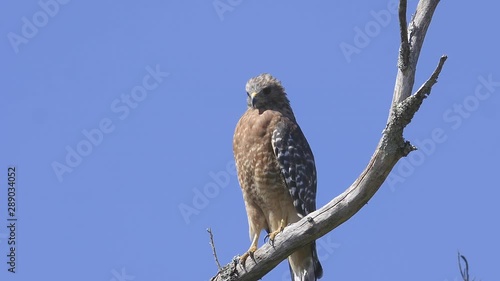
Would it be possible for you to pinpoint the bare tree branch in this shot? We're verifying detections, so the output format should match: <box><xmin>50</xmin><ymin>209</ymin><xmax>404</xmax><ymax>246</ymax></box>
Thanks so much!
<box><xmin>458</xmin><ymin>252</ymin><xmax>477</xmax><ymax>281</ymax></box>
<box><xmin>391</xmin><ymin>0</ymin><xmax>440</xmax><ymax>110</ymax></box>
<box><xmin>458</xmin><ymin>252</ymin><xmax>470</xmax><ymax>281</ymax></box>
<box><xmin>398</xmin><ymin>0</ymin><xmax>410</xmax><ymax>71</ymax></box>
<box><xmin>388</xmin><ymin>54</ymin><xmax>447</xmax><ymax>137</ymax></box>
<box><xmin>210</xmin><ymin>0</ymin><xmax>445</xmax><ymax>280</ymax></box>
<box><xmin>207</xmin><ymin>228</ymin><xmax>222</xmax><ymax>272</ymax></box>
<box><xmin>414</xmin><ymin>55</ymin><xmax>447</xmax><ymax>98</ymax></box>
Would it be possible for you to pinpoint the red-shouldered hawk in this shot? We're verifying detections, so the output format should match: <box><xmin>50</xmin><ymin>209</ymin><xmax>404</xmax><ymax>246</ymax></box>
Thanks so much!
<box><xmin>233</xmin><ymin>73</ymin><xmax>323</xmax><ymax>281</ymax></box>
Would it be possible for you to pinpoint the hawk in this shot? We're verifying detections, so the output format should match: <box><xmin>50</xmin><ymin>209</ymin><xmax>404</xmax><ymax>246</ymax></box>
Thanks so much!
<box><xmin>233</xmin><ymin>73</ymin><xmax>323</xmax><ymax>281</ymax></box>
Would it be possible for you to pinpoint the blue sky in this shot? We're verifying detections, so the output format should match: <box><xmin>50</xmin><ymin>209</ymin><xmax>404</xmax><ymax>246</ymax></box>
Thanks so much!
<box><xmin>1</xmin><ymin>0</ymin><xmax>499</xmax><ymax>280</ymax></box>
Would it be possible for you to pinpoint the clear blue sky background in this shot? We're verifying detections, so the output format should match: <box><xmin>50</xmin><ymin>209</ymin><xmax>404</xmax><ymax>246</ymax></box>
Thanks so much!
<box><xmin>1</xmin><ymin>1</ymin><xmax>498</xmax><ymax>280</ymax></box>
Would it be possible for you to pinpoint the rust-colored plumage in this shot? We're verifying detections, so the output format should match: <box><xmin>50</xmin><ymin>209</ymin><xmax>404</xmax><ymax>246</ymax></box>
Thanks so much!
<box><xmin>233</xmin><ymin>74</ymin><xmax>322</xmax><ymax>281</ymax></box>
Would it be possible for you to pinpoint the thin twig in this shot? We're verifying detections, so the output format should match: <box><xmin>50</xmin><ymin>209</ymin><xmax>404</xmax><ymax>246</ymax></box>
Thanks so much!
<box><xmin>458</xmin><ymin>252</ymin><xmax>470</xmax><ymax>281</ymax></box>
<box><xmin>413</xmin><ymin>55</ymin><xmax>447</xmax><ymax>98</ymax></box>
<box><xmin>207</xmin><ymin>228</ymin><xmax>222</xmax><ymax>271</ymax></box>
<box><xmin>388</xmin><ymin>55</ymin><xmax>447</xmax><ymax>139</ymax></box>
<box><xmin>398</xmin><ymin>0</ymin><xmax>410</xmax><ymax>71</ymax></box>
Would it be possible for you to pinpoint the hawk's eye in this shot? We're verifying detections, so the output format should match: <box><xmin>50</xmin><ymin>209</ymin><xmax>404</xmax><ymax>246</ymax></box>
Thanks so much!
<box><xmin>262</xmin><ymin>87</ymin><xmax>271</xmax><ymax>95</ymax></box>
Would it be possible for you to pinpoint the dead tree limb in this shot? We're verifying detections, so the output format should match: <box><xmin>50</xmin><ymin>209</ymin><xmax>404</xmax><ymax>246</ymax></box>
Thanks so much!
<box><xmin>210</xmin><ymin>0</ymin><xmax>445</xmax><ymax>280</ymax></box>
<box><xmin>392</xmin><ymin>0</ymin><xmax>440</xmax><ymax>109</ymax></box>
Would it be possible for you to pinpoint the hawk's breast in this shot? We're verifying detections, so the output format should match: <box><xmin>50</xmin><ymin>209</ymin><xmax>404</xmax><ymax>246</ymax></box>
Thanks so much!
<box><xmin>233</xmin><ymin>109</ymin><xmax>288</xmax><ymax>208</ymax></box>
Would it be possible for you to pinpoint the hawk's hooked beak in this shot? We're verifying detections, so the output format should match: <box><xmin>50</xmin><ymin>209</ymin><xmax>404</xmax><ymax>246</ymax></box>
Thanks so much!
<box><xmin>250</xmin><ymin>92</ymin><xmax>258</xmax><ymax>107</ymax></box>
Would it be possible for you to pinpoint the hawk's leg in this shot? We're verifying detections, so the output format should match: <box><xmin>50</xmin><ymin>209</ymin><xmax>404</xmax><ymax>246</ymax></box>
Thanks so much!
<box><xmin>240</xmin><ymin>232</ymin><xmax>260</xmax><ymax>264</ymax></box>
<box><xmin>267</xmin><ymin>218</ymin><xmax>286</xmax><ymax>243</ymax></box>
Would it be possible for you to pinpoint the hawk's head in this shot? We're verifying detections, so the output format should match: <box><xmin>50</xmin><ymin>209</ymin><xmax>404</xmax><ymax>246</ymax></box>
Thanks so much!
<box><xmin>245</xmin><ymin>73</ymin><xmax>290</xmax><ymax>110</ymax></box>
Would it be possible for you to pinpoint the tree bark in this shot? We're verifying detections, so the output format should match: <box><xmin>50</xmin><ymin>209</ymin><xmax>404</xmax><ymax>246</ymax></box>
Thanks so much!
<box><xmin>210</xmin><ymin>1</ymin><xmax>445</xmax><ymax>280</ymax></box>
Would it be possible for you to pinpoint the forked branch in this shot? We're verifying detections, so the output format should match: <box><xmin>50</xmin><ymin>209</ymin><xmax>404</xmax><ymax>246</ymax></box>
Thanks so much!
<box><xmin>210</xmin><ymin>1</ymin><xmax>445</xmax><ymax>280</ymax></box>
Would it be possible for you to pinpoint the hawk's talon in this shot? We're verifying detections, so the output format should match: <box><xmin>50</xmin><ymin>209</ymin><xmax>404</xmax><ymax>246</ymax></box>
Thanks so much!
<box><xmin>239</xmin><ymin>245</ymin><xmax>257</xmax><ymax>265</ymax></box>
<box><xmin>267</xmin><ymin>218</ymin><xmax>286</xmax><ymax>244</ymax></box>
<box><xmin>264</xmin><ymin>233</ymin><xmax>275</xmax><ymax>245</ymax></box>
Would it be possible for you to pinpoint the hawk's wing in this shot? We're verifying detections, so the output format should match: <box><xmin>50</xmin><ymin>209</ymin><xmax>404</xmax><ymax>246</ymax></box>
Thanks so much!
<box><xmin>272</xmin><ymin>118</ymin><xmax>317</xmax><ymax>217</ymax></box>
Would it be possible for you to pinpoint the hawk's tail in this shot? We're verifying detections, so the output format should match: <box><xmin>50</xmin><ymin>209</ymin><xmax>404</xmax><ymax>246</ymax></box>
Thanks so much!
<box><xmin>288</xmin><ymin>241</ymin><xmax>323</xmax><ymax>281</ymax></box>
